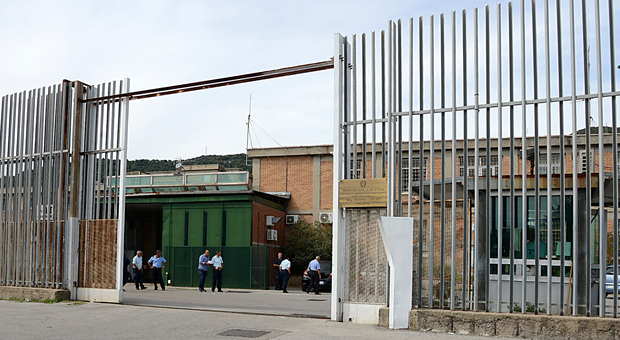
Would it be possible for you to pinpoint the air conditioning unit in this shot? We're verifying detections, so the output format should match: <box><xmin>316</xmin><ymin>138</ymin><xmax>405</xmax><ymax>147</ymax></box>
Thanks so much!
<box><xmin>267</xmin><ymin>229</ymin><xmax>278</xmax><ymax>241</ymax></box>
<box><xmin>285</xmin><ymin>215</ymin><xmax>299</xmax><ymax>225</ymax></box>
<box><xmin>319</xmin><ymin>212</ymin><xmax>333</xmax><ymax>224</ymax></box>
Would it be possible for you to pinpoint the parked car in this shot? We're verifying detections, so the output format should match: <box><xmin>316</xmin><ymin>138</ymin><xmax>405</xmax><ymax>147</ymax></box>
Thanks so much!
<box><xmin>606</xmin><ymin>266</ymin><xmax>620</xmax><ymax>297</ymax></box>
<box><xmin>301</xmin><ymin>260</ymin><xmax>332</xmax><ymax>292</ymax></box>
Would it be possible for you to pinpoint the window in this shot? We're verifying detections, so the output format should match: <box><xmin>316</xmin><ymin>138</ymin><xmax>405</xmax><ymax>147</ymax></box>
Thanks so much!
<box><xmin>152</xmin><ymin>175</ymin><xmax>183</xmax><ymax>185</ymax></box>
<box><xmin>401</xmin><ymin>157</ymin><xmax>428</xmax><ymax>185</ymax></box>
<box><xmin>460</xmin><ymin>156</ymin><xmax>498</xmax><ymax>177</ymax></box>
<box><xmin>539</xmin><ymin>153</ymin><xmax>561</xmax><ymax>175</ymax></box>
<box><xmin>218</xmin><ymin>173</ymin><xmax>247</xmax><ymax>183</ymax></box>
<box><xmin>490</xmin><ymin>195</ymin><xmax>573</xmax><ymax>265</ymax></box>
<box><xmin>187</xmin><ymin>174</ymin><xmax>216</xmax><ymax>184</ymax></box>
<box><xmin>458</xmin><ymin>155</ymin><xmax>479</xmax><ymax>177</ymax></box>
<box><xmin>349</xmin><ymin>159</ymin><xmax>362</xmax><ymax>179</ymax></box>
<box><xmin>579</xmin><ymin>150</ymin><xmax>595</xmax><ymax>173</ymax></box>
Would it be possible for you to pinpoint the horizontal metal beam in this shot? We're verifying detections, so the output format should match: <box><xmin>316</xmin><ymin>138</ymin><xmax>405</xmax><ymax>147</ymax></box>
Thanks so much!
<box><xmin>81</xmin><ymin>59</ymin><xmax>335</xmax><ymax>103</ymax></box>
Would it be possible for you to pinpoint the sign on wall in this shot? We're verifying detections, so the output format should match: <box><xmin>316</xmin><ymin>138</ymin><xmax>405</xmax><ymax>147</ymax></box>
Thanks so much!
<box><xmin>339</xmin><ymin>178</ymin><xmax>387</xmax><ymax>208</ymax></box>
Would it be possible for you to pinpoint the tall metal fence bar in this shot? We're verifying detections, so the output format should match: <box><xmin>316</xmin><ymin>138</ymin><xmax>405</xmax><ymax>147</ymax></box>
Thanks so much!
<box><xmin>0</xmin><ymin>84</ymin><xmax>71</xmax><ymax>288</ymax></box>
<box><xmin>334</xmin><ymin>0</ymin><xmax>619</xmax><ymax>317</ymax></box>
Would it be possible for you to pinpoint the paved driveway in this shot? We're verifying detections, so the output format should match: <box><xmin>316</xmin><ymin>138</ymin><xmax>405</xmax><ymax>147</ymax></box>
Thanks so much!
<box><xmin>122</xmin><ymin>286</ymin><xmax>331</xmax><ymax>318</ymax></box>
<box><xmin>0</xmin><ymin>299</ymin><xmax>501</xmax><ymax>340</ymax></box>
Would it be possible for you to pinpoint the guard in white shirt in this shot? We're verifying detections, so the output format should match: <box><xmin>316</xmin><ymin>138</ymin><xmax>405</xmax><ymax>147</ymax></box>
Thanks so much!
<box><xmin>279</xmin><ymin>255</ymin><xmax>291</xmax><ymax>293</ymax></box>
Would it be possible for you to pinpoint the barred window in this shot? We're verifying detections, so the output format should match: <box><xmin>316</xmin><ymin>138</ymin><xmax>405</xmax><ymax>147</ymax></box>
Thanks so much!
<box><xmin>459</xmin><ymin>155</ymin><xmax>498</xmax><ymax>177</ymax></box>
<box><xmin>401</xmin><ymin>157</ymin><xmax>428</xmax><ymax>185</ymax></box>
<box><xmin>539</xmin><ymin>153</ymin><xmax>561</xmax><ymax>175</ymax></box>
<box><xmin>349</xmin><ymin>159</ymin><xmax>362</xmax><ymax>179</ymax></box>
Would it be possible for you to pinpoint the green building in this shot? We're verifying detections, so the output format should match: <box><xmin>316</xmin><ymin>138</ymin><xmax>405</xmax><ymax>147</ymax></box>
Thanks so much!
<box><xmin>123</xmin><ymin>165</ymin><xmax>288</xmax><ymax>289</ymax></box>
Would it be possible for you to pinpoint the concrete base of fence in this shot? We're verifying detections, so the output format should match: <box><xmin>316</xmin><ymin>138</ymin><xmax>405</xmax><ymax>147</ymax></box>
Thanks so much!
<box><xmin>408</xmin><ymin>309</ymin><xmax>620</xmax><ymax>339</ymax></box>
<box><xmin>0</xmin><ymin>286</ymin><xmax>70</xmax><ymax>302</ymax></box>
<box><xmin>378</xmin><ymin>307</ymin><xmax>389</xmax><ymax>327</ymax></box>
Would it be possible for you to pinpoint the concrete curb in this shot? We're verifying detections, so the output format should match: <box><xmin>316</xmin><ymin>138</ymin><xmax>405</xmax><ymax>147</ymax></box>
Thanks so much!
<box><xmin>0</xmin><ymin>286</ymin><xmax>70</xmax><ymax>302</ymax></box>
<box><xmin>409</xmin><ymin>309</ymin><xmax>620</xmax><ymax>339</ymax></box>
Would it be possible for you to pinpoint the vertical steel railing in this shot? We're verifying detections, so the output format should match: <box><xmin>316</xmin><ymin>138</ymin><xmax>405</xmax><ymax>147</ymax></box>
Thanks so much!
<box><xmin>335</xmin><ymin>0</ymin><xmax>619</xmax><ymax>318</ymax></box>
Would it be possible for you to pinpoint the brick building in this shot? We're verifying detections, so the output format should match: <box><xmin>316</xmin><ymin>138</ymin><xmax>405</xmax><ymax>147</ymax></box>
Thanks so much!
<box><xmin>248</xmin><ymin>133</ymin><xmax>619</xmax><ymax>270</ymax></box>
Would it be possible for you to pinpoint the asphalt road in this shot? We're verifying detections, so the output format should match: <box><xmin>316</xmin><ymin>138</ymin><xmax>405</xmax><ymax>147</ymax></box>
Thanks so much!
<box><xmin>122</xmin><ymin>286</ymin><xmax>331</xmax><ymax>318</ymax></box>
<box><xmin>0</xmin><ymin>299</ymin><xmax>506</xmax><ymax>340</ymax></box>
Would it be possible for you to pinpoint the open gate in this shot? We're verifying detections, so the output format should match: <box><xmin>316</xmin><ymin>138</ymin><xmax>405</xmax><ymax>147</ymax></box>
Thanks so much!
<box><xmin>0</xmin><ymin>79</ymin><xmax>130</xmax><ymax>302</ymax></box>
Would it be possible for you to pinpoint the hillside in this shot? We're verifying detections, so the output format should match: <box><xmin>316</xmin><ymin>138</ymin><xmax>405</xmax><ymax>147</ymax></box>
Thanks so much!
<box><xmin>127</xmin><ymin>154</ymin><xmax>252</xmax><ymax>173</ymax></box>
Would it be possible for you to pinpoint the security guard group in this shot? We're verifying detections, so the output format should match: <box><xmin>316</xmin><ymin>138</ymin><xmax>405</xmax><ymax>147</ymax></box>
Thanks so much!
<box><xmin>128</xmin><ymin>249</ymin><xmax>167</xmax><ymax>291</ymax></box>
<box><xmin>128</xmin><ymin>249</ymin><xmax>317</xmax><ymax>294</ymax></box>
<box><xmin>196</xmin><ymin>249</ymin><xmax>224</xmax><ymax>292</ymax></box>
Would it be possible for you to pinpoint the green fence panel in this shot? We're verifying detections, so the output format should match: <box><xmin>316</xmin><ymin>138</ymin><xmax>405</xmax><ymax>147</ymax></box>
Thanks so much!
<box><xmin>167</xmin><ymin>246</ymin><xmax>268</xmax><ymax>289</ymax></box>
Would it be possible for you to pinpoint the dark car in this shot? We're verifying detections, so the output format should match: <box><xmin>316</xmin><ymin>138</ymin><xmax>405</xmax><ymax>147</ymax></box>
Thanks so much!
<box><xmin>301</xmin><ymin>260</ymin><xmax>332</xmax><ymax>292</ymax></box>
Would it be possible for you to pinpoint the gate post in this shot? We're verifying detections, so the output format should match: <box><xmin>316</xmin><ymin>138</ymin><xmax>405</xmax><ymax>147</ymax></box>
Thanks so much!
<box><xmin>115</xmin><ymin>79</ymin><xmax>130</xmax><ymax>300</ymax></box>
<box><xmin>332</xmin><ymin>33</ymin><xmax>347</xmax><ymax>322</ymax></box>
<box><xmin>65</xmin><ymin>81</ymin><xmax>85</xmax><ymax>300</ymax></box>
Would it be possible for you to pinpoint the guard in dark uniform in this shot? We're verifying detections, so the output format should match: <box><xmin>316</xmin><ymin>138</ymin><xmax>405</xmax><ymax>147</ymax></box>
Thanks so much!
<box><xmin>273</xmin><ymin>252</ymin><xmax>283</xmax><ymax>290</ymax></box>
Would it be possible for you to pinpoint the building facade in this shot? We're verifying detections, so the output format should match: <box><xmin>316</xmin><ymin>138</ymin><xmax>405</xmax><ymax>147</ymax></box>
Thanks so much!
<box><xmin>249</xmin><ymin>133</ymin><xmax>620</xmax><ymax>315</ymax></box>
<box><xmin>123</xmin><ymin>165</ymin><xmax>288</xmax><ymax>289</ymax></box>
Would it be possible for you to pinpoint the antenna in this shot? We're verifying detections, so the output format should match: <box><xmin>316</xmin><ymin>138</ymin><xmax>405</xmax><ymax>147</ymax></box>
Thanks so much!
<box><xmin>246</xmin><ymin>95</ymin><xmax>252</xmax><ymax>166</ymax></box>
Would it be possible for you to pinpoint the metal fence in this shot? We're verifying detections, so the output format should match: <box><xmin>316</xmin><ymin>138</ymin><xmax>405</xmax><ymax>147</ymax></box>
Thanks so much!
<box><xmin>0</xmin><ymin>83</ymin><xmax>72</xmax><ymax>288</ymax></box>
<box><xmin>344</xmin><ymin>209</ymin><xmax>387</xmax><ymax>304</ymax></box>
<box><xmin>334</xmin><ymin>0</ymin><xmax>619</xmax><ymax>317</ymax></box>
<box><xmin>0</xmin><ymin>79</ymin><xmax>130</xmax><ymax>294</ymax></box>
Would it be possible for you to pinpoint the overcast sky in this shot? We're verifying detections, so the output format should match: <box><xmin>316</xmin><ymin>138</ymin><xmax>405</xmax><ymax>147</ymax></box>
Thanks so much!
<box><xmin>3</xmin><ymin>0</ymin><xmax>605</xmax><ymax>160</ymax></box>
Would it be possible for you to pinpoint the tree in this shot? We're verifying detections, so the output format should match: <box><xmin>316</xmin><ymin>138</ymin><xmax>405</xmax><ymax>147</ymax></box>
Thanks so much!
<box><xmin>281</xmin><ymin>221</ymin><xmax>332</xmax><ymax>274</ymax></box>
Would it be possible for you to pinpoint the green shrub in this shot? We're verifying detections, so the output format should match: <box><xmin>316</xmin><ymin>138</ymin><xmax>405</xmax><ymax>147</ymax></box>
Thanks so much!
<box><xmin>281</xmin><ymin>221</ymin><xmax>332</xmax><ymax>274</ymax></box>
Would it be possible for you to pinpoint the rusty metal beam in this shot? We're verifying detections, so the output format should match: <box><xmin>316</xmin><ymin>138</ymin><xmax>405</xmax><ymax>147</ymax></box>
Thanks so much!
<box><xmin>81</xmin><ymin>59</ymin><xmax>334</xmax><ymax>103</ymax></box>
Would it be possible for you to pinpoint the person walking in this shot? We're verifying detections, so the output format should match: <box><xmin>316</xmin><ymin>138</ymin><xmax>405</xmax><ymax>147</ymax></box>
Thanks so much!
<box><xmin>273</xmin><ymin>252</ymin><xmax>283</xmax><ymax>290</ymax></box>
<box><xmin>148</xmin><ymin>250</ymin><xmax>167</xmax><ymax>291</ymax></box>
<box><xmin>132</xmin><ymin>250</ymin><xmax>147</xmax><ymax>290</ymax></box>
<box><xmin>306</xmin><ymin>256</ymin><xmax>321</xmax><ymax>295</ymax></box>
<box><xmin>211</xmin><ymin>250</ymin><xmax>223</xmax><ymax>292</ymax></box>
<box><xmin>198</xmin><ymin>249</ymin><xmax>210</xmax><ymax>292</ymax></box>
<box><xmin>279</xmin><ymin>255</ymin><xmax>291</xmax><ymax>293</ymax></box>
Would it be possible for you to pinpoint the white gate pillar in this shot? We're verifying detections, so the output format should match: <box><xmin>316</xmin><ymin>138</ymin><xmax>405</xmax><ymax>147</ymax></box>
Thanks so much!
<box><xmin>331</xmin><ymin>33</ymin><xmax>347</xmax><ymax>322</ymax></box>
<box><xmin>378</xmin><ymin>217</ymin><xmax>413</xmax><ymax>329</ymax></box>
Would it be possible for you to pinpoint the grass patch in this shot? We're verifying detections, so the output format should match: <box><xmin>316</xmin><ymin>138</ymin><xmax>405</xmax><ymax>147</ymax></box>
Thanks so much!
<box><xmin>5</xmin><ymin>297</ymin><xmax>26</xmax><ymax>302</ymax></box>
<box><xmin>1</xmin><ymin>296</ymin><xmax>71</xmax><ymax>304</ymax></box>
